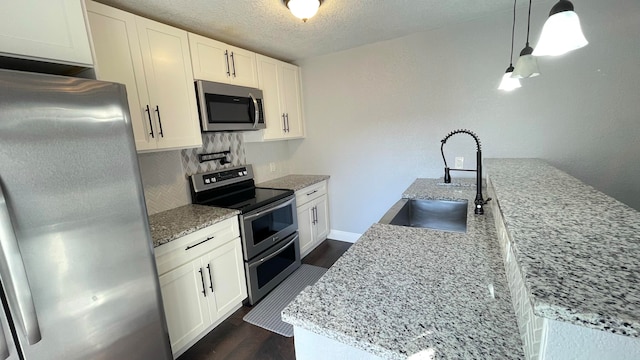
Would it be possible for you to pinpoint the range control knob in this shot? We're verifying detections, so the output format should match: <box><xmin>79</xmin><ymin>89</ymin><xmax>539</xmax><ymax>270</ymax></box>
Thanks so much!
<box><xmin>238</xmin><ymin>171</ymin><xmax>243</xmax><ymax>176</ymax></box>
<box><xmin>243</xmin><ymin>171</ymin><xmax>248</xmax><ymax>175</ymax></box>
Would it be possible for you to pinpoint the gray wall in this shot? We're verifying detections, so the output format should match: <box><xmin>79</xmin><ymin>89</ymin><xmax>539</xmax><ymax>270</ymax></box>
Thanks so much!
<box><xmin>287</xmin><ymin>0</ymin><xmax>640</xmax><ymax>234</ymax></box>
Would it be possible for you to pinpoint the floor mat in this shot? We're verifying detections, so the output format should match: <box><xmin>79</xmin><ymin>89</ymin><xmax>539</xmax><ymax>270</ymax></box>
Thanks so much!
<box><xmin>243</xmin><ymin>264</ymin><xmax>327</xmax><ymax>337</ymax></box>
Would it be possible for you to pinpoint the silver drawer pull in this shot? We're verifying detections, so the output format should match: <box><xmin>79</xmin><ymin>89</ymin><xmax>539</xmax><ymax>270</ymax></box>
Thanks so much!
<box><xmin>185</xmin><ymin>236</ymin><xmax>215</xmax><ymax>251</ymax></box>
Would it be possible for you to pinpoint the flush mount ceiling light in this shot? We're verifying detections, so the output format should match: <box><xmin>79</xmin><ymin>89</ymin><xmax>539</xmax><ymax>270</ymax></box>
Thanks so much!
<box><xmin>533</xmin><ymin>0</ymin><xmax>588</xmax><ymax>56</ymax></box>
<box><xmin>512</xmin><ymin>0</ymin><xmax>540</xmax><ymax>78</ymax></box>
<box><xmin>498</xmin><ymin>0</ymin><xmax>521</xmax><ymax>91</ymax></box>
<box><xmin>284</xmin><ymin>0</ymin><xmax>322</xmax><ymax>22</ymax></box>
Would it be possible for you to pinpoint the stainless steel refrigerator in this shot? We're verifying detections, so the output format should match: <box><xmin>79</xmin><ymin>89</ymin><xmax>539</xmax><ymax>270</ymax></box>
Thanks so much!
<box><xmin>0</xmin><ymin>69</ymin><xmax>172</xmax><ymax>359</ymax></box>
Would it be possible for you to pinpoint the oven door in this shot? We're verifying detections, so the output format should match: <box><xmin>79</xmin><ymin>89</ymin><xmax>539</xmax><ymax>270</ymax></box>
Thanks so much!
<box><xmin>240</xmin><ymin>195</ymin><xmax>297</xmax><ymax>260</ymax></box>
<box><xmin>245</xmin><ymin>232</ymin><xmax>301</xmax><ymax>305</ymax></box>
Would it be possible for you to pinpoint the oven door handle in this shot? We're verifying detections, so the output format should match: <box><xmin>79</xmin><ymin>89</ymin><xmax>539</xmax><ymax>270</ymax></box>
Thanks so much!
<box><xmin>243</xmin><ymin>197</ymin><xmax>294</xmax><ymax>221</ymax></box>
<box><xmin>249</xmin><ymin>234</ymin><xmax>298</xmax><ymax>269</ymax></box>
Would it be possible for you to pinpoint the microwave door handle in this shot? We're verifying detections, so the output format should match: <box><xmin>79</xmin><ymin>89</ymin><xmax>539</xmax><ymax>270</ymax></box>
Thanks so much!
<box><xmin>249</xmin><ymin>235</ymin><xmax>298</xmax><ymax>269</ymax></box>
<box><xmin>249</xmin><ymin>93</ymin><xmax>259</xmax><ymax>128</ymax></box>
<box><xmin>0</xmin><ymin>184</ymin><xmax>42</xmax><ymax>345</ymax></box>
<box><xmin>243</xmin><ymin>197</ymin><xmax>295</xmax><ymax>221</ymax></box>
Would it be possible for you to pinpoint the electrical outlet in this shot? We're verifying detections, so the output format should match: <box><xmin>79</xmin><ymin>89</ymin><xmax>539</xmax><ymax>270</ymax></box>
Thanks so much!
<box><xmin>269</xmin><ymin>162</ymin><xmax>276</xmax><ymax>172</ymax></box>
<box><xmin>455</xmin><ymin>157</ymin><xmax>464</xmax><ymax>169</ymax></box>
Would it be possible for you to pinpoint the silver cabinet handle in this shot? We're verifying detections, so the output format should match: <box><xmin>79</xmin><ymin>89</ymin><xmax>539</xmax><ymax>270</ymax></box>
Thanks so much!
<box><xmin>249</xmin><ymin>93</ymin><xmax>259</xmax><ymax>128</ymax></box>
<box><xmin>207</xmin><ymin>264</ymin><xmax>214</xmax><ymax>292</ymax></box>
<box><xmin>230</xmin><ymin>51</ymin><xmax>236</xmax><ymax>77</ymax></box>
<box><xmin>285</xmin><ymin>113</ymin><xmax>290</xmax><ymax>132</ymax></box>
<box><xmin>0</xmin><ymin>319</ymin><xmax>9</xmax><ymax>359</ymax></box>
<box><xmin>0</xmin><ymin>184</ymin><xmax>41</xmax><ymax>345</ymax></box>
<box><xmin>198</xmin><ymin>268</ymin><xmax>206</xmax><ymax>297</ymax></box>
<box><xmin>154</xmin><ymin>106</ymin><xmax>164</xmax><ymax>137</ymax></box>
<box><xmin>282</xmin><ymin>113</ymin><xmax>286</xmax><ymax>132</ymax></box>
<box><xmin>224</xmin><ymin>50</ymin><xmax>231</xmax><ymax>76</ymax></box>
<box><xmin>145</xmin><ymin>105</ymin><xmax>154</xmax><ymax>138</ymax></box>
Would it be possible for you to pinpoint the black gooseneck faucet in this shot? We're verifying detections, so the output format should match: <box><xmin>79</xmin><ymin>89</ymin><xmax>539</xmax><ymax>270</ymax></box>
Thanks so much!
<box><xmin>440</xmin><ymin>129</ymin><xmax>490</xmax><ymax>215</ymax></box>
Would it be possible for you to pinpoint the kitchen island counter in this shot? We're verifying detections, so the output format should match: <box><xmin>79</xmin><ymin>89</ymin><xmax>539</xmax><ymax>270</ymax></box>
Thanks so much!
<box><xmin>148</xmin><ymin>204</ymin><xmax>239</xmax><ymax>247</ymax></box>
<box><xmin>283</xmin><ymin>178</ymin><xmax>523</xmax><ymax>359</ymax></box>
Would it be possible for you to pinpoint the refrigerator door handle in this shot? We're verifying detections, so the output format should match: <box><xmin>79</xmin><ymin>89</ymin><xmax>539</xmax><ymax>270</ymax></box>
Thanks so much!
<box><xmin>0</xmin><ymin>184</ymin><xmax>42</xmax><ymax>345</ymax></box>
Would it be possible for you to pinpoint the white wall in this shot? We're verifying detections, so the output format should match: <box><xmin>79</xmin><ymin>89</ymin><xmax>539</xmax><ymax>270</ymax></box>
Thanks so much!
<box><xmin>289</xmin><ymin>0</ymin><xmax>640</xmax><ymax>234</ymax></box>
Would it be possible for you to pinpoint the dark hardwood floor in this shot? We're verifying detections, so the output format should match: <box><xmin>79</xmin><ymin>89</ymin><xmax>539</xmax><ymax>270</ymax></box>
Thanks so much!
<box><xmin>177</xmin><ymin>239</ymin><xmax>352</xmax><ymax>360</ymax></box>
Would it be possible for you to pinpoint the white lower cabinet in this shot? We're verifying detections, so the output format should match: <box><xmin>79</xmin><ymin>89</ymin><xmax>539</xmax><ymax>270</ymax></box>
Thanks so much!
<box><xmin>296</xmin><ymin>181</ymin><xmax>330</xmax><ymax>257</ymax></box>
<box><xmin>154</xmin><ymin>217</ymin><xmax>247</xmax><ymax>357</ymax></box>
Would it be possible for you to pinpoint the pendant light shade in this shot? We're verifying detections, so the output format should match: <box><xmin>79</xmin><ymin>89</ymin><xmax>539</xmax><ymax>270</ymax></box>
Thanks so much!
<box><xmin>533</xmin><ymin>0</ymin><xmax>588</xmax><ymax>56</ymax></box>
<box><xmin>284</xmin><ymin>0</ymin><xmax>321</xmax><ymax>22</ymax></box>
<box><xmin>499</xmin><ymin>66</ymin><xmax>522</xmax><ymax>91</ymax></box>
<box><xmin>499</xmin><ymin>0</ymin><xmax>521</xmax><ymax>91</ymax></box>
<box><xmin>512</xmin><ymin>0</ymin><xmax>540</xmax><ymax>78</ymax></box>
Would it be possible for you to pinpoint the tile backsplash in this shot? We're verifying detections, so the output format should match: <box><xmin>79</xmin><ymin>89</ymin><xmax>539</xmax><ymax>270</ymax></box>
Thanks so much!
<box><xmin>139</xmin><ymin>132</ymin><xmax>246</xmax><ymax>215</ymax></box>
<box><xmin>181</xmin><ymin>132</ymin><xmax>246</xmax><ymax>176</ymax></box>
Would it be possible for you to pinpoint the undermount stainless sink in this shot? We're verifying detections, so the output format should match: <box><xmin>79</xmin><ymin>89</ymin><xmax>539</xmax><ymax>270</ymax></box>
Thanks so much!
<box><xmin>379</xmin><ymin>199</ymin><xmax>468</xmax><ymax>233</ymax></box>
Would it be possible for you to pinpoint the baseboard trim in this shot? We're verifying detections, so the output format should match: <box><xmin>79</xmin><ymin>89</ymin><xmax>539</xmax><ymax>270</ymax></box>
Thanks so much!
<box><xmin>328</xmin><ymin>230</ymin><xmax>362</xmax><ymax>243</ymax></box>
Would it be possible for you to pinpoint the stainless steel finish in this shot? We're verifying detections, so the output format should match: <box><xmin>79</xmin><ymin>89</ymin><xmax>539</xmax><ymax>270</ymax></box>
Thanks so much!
<box><xmin>244</xmin><ymin>233</ymin><xmax>301</xmax><ymax>305</ymax></box>
<box><xmin>195</xmin><ymin>80</ymin><xmax>265</xmax><ymax>132</ymax></box>
<box><xmin>251</xmin><ymin>235</ymin><xmax>297</xmax><ymax>266</ymax></box>
<box><xmin>282</xmin><ymin>113</ymin><xmax>286</xmax><ymax>132</ymax></box>
<box><xmin>240</xmin><ymin>195</ymin><xmax>298</xmax><ymax>260</ymax></box>
<box><xmin>249</xmin><ymin>92</ymin><xmax>259</xmax><ymax>128</ymax></box>
<box><xmin>380</xmin><ymin>199</ymin><xmax>469</xmax><ymax>233</ymax></box>
<box><xmin>0</xmin><ymin>185</ymin><xmax>41</xmax><ymax>345</ymax></box>
<box><xmin>243</xmin><ymin>196</ymin><xmax>296</xmax><ymax>221</ymax></box>
<box><xmin>285</xmin><ymin>113</ymin><xmax>290</xmax><ymax>132</ymax></box>
<box><xmin>0</xmin><ymin>69</ymin><xmax>171</xmax><ymax>359</ymax></box>
<box><xmin>190</xmin><ymin>164</ymin><xmax>254</xmax><ymax>193</ymax></box>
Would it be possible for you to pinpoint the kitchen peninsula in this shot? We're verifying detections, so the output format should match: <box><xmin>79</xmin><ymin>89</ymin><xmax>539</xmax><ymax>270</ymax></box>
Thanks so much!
<box><xmin>283</xmin><ymin>159</ymin><xmax>640</xmax><ymax>359</ymax></box>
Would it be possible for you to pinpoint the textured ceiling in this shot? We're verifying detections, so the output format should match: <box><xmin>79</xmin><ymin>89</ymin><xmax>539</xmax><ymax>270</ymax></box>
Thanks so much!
<box><xmin>93</xmin><ymin>0</ymin><xmax>537</xmax><ymax>62</ymax></box>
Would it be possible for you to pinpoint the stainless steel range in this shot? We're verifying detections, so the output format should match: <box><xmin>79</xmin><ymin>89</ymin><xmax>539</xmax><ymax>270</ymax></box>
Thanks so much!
<box><xmin>190</xmin><ymin>165</ymin><xmax>300</xmax><ymax>305</ymax></box>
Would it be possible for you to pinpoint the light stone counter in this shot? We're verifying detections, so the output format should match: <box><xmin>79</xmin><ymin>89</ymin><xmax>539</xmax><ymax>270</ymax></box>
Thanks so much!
<box><xmin>256</xmin><ymin>174</ymin><xmax>330</xmax><ymax>191</ymax></box>
<box><xmin>485</xmin><ymin>158</ymin><xmax>640</xmax><ymax>337</ymax></box>
<box><xmin>282</xmin><ymin>178</ymin><xmax>524</xmax><ymax>359</ymax></box>
<box><xmin>148</xmin><ymin>204</ymin><xmax>239</xmax><ymax>247</ymax></box>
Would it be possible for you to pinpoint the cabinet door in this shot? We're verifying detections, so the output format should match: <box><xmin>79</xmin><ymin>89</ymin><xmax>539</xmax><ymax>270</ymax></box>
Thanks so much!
<box><xmin>256</xmin><ymin>55</ymin><xmax>286</xmax><ymax>140</ymax></box>
<box><xmin>188</xmin><ymin>33</ymin><xmax>233</xmax><ymax>84</ymax></box>
<box><xmin>203</xmin><ymin>238</ymin><xmax>247</xmax><ymax>319</ymax></box>
<box><xmin>136</xmin><ymin>17</ymin><xmax>202</xmax><ymax>150</ymax></box>
<box><xmin>159</xmin><ymin>258</ymin><xmax>211</xmax><ymax>354</ymax></box>
<box><xmin>227</xmin><ymin>45</ymin><xmax>258</xmax><ymax>87</ymax></box>
<box><xmin>0</xmin><ymin>0</ymin><xmax>92</xmax><ymax>66</ymax></box>
<box><xmin>280</xmin><ymin>63</ymin><xmax>305</xmax><ymax>139</ymax></box>
<box><xmin>297</xmin><ymin>202</ymin><xmax>316</xmax><ymax>258</ymax></box>
<box><xmin>86</xmin><ymin>1</ymin><xmax>155</xmax><ymax>151</ymax></box>
<box><xmin>314</xmin><ymin>196</ymin><xmax>330</xmax><ymax>242</ymax></box>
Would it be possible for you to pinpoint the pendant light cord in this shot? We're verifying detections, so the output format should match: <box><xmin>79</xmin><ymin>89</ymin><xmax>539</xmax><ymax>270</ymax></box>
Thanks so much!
<box><xmin>509</xmin><ymin>0</ymin><xmax>517</xmax><ymax>66</ymax></box>
<box><xmin>526</xmin><ymin>0</ymin><xmax>532</xmax><ymax>46</ymax></box>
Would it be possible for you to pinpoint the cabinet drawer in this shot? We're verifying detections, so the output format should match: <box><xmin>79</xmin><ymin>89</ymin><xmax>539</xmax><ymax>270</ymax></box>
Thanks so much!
<box><xmin>155</xmin><ymin>217</ymin><xmax>240</xmax><ymax>275</ymax></box>
<box><xmin>295</xmin><ymin>181</ymin><xmax>327</xmax><ymax>206</ymax></box>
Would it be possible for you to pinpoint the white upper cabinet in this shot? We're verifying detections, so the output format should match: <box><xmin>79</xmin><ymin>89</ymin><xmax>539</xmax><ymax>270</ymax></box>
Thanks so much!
<box><xmin>0</xmin><ymin>0</ymin><xmax>92</xmax><ymax>66</ymax></box>
<box><xmin>86</xmin><ymin>1</ymin><xmax>202</xmax><ymax>152</ymax></box>
<box><xmin>188</xmin><ymin>33</ymin><xmax>258</xmax><ymax>88</ymax></box>
<box><xmin>245</xmin><ymin>54</ymin><xmax>305</xmax><ymax>142</ymax></box>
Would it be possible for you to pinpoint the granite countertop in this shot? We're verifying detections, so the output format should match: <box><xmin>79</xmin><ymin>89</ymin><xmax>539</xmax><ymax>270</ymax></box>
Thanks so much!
<box><xmin>282</xmin><ymin>178</ymin><xmax>524</xmax><ymax>359</ymax></box>
<box><xmin>485</xmin><ymin>158</ymin><xmax>640</xmax><ymax>337</ymax></box>
<box><xmin>256</xmin><ymin>174</ymin><xmax>330</xmax><ymax>191</ymax></box>
<box><xmin>148</xmin><ymin>204</ymin><xmax>239</xmax><ymax>247</ymax></box>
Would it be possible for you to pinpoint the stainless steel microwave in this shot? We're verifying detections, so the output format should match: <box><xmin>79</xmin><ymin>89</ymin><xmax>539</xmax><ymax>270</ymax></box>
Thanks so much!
<box><xmin>195</xmin><ymin>80</ymin><xmax>265</xmax><ymax>132</ymax></box>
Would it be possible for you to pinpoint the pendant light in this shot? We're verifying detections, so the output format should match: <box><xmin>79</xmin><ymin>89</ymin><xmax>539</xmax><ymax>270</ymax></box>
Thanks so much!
<box><xmin>498</xmin><ymin>0</ymin><xmax>521</xmax><ymax>91</ymax></box>
<box><xmin>284</xmin><ymin>0</ymin><xmax>322</xmax><ymax>22</ymax></box>
<box><xmin>533</xmin><ymin>0</ymin><xmax>588</xmax><ymax>56</ymax></box>
<box><xmin>512</xmin><ymin>0</ymin><xmax>540</xmax><ymax>78</ymax></box>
